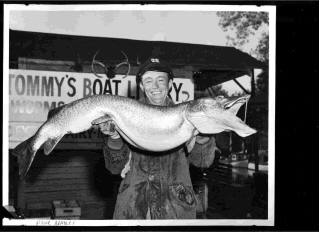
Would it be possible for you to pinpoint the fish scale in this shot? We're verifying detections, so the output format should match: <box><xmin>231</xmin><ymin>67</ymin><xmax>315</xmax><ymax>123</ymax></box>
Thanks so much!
<box><xmin>12</xmin><ymin>94</ymin><xmax>256</xmax><ymax>178</ymax></box>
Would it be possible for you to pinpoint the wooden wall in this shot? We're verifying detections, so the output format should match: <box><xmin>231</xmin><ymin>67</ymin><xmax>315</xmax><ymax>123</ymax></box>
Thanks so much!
<box><xmin>10</xmin><ymin>56</ymin><xmax>192</xmax><ymax>219</ymax></box>
<box><xmin>15</xmin><ymin>150</ymin><xmax>121</xmax><ymax>219</ymax></box>
<box><xmin>11</xmin><ymin>58</ymin><xmax>127</xmax><ymax>219</ymax></box>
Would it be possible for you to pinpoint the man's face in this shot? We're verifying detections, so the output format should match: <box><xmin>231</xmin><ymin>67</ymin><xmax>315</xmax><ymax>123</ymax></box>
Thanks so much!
<box><xmin>139</xmin><ymin>71</ymin><xmax>172</xmax><ymax>105</ymax></box>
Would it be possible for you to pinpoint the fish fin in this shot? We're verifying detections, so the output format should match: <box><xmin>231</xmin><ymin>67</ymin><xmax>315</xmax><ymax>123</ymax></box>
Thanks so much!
<box><xmin>187</xmin><ymin>113</ymin><xmax>256</xmax><ymax>137</ymax></box>
<box><xmin>43</xmin><ymin>135</ymin><xmax>64</xmax><ymax>155</ymax></box>
<box><xmin>230</xmin><ymin>118</ymin><xmax>257</xmax><ymax>137</ymax></box>
<box><xmin>47</xmin><ymin>105</ymin><xmax>65</xmax><ymax>119</ymax></box>
<box><xmin>92</xmin><ymin>115</ymin><xmax>113</xmax><ymax>125</ymax></box>
<box><xmin>12</xmin><ymin>137</ymin><xmax>36</xmax><ymax>179</ymax></box>
<box><xmin>187</xmin><ymin>115</ymin><xmax>224</xmax><ymax>134</ymax></box>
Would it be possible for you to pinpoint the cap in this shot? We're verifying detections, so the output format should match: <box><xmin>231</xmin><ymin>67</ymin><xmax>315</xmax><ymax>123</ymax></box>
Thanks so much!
<box><xmin>136</xmin><ymin>57</ymin><xmax>174</xmax><ymax>85</ymax></box>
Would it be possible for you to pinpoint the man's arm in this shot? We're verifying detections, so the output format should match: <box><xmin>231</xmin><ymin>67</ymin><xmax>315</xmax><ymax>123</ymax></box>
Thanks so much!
<box><xmin>188</xmin><ymin>135</ymin><xmax>216</xmax><ymax>168</ymax></box>
<box><xmin>103</xmin><ymin>136</ymin><xmax>130</xmax><ymax>175</ymax></box>
<box><xmin>99</xmin><ymin>121</ymin><xmax>130</xmax><ymax>175</ymax></box>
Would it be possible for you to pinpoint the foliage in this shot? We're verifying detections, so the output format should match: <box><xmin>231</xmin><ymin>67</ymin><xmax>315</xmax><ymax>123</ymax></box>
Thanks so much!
<box><xmin>210</xmin><ymin>84</ymin><xmax>229</xmax><ymax>97</ymax></box>
<box><xmin>217</xmin><ymin>11</ymin><xmax>269</xmax><ymax>49</ymax></box>
<box><xmin>254</xmin><ymin>32</ymin><xmax>269</xmax><ymax>64</ymax></box>
<box><xmin>230</xmin><ymin>91</ymin><xmax>246</xmax><ymax>97</ymax></box>
<box><xmin>216</xmin><ymin>12</ymin><xmax>270</xmax><ymax>151</ymax></box>
<box><xmin>254</xmin><ymin>32</ymin><xmax>269</xmax><ymax>96</ymax></box>
<box><xmin>210</xmin><ymin>85</ymin><xmax>248</xmax><ymax>98</ymax></box>
<box><xmin>216</xmin><ymin>11</ymin><xmax>269</xmax><ymax>96</ymax></box>
<box><xmin>256</xmin><ymin>69</ymin><xmax>268</xmax><ymax>96</ymax></box>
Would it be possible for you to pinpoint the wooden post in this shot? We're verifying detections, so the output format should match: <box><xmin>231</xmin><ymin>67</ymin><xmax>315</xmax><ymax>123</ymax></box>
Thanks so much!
<box><xmin>250</xmin><ymin>69</ymin><xmax>259</xmax><ymax>172</ymax></box>
<box><xmin>251</xmin><ymin>69</ymin><xmax>256</xmax><ymax>98</ymax></box>
<box><xmin>229</xmin><ymin>131</ymin><xmax>232</xmax><ymax>153</ymax></box>
<box><xmin>233</xmin><ymin>78</ymin><xmax>250</xmax><ymax>94</ymax></box>
<box><xmin>254</xmin><ymin>132</ymin><xmax>259</xmax><ymax>172</ymax></box>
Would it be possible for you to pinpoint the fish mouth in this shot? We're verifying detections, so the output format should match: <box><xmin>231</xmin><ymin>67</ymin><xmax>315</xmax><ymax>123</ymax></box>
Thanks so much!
<box><xmin>222</xmin><ymin>95</ymin><xmax>251</xmax><ymax>109</ymax></box>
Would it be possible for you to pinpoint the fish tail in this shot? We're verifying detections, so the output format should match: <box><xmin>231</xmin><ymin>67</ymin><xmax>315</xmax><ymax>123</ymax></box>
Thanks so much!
<box><xmin>12</xmin><ymin>136</ymin><xmax>37</xmax><ymax>179</ymax></box>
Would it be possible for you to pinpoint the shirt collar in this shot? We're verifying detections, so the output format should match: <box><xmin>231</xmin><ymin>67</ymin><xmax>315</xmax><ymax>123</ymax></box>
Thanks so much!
<box><xmin>139</xmin><ymin>97</ymin><xmax>175</xmax><ymax>106</ymax></box>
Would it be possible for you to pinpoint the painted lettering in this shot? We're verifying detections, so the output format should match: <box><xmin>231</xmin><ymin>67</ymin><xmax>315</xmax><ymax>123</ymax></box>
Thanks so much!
<box><xmin>93</xmin><ymin>79</ymin><xmax>103</xmax><ymax>95</ymax></box>
<box><xmin>9</xmin><ymin>74</ymin><xmax>15</xmax><ymax>95</ymax></box>
<box><xmin>10</xmin><ymin>100</ymin><xmax>62</xmax><ymax>114</ymax></box>
<box><xmin>41</xmin><ymin>76</ymin><xmax>54</xmax><ymax>96</ymax></box>
<box><xmin>55</xmin><ymin>76</ymin><xmax>64</xmax><ymax>97</ymax></box>
<box><xmin>14</xmin><ymin>125</ymin><xmax>38</xmax><ymax>137</ymax></box>
<box><xmin>11</xmin><ymin>100</ymin><xmax>25</xmax><ymax>113</ymax></box>
<box><xmin>173</xmin><ymin>83</ymin><xmax>183</xmax><ymax>102</ymax></box>
<box><xmin>182</xmin><ymin>91</ymin><xmax>190</xmax><ymax>102</ymax></box>
<box><xmin>78</xmin><ymin>132</ymin><xmax>87</xmax><ymax>139</ymax></box>
<box><xmin>27</xmin><ymin>75</ymin><xmax>40</xmax><ymax>96</ymax></box>
<box><xmin>67</xmin><ymin>77</ymin><xmax>76</xmax><ymax>97</ymax></box>
<box><xmin>34</xmin><ymin>101</ymin><xmax>43</xmax><ymax>114</ymax></box>
<box><xmin>112</xmin><ymin>80</ymin><xmax>121</xmax><ymax>96</ymax></box>
<box><xmin>25</xmin><ymin>100</ymin><xmax>35</xmax><ymax>114</ymax></box>
<box><xmin>15</xmin><ymin>75</ymin><xmax>26</xmax><ymax>95</ymax></box>
<box><xmin>83</xmin><ymin>78</ymin><xmax>92</xmax><ymax>98</ymax></box>
<box><xmin>43</xmin><ymin>101</ymin><xmax>57</xmax><ymax>113</ymax></box>
<box><xmin>87</xmin><ymin>128</ymin><xmax>94</xmax><ymax>139</ymax></box>
<box><xmin>103</xmin><ymin>79</ymin><xmax>112</xmax><ymax>95</ymax></box>
<box><xmin>64</xmin><ymin>134</ymin><xmax>74</xmax><ymax>139</ymax></box>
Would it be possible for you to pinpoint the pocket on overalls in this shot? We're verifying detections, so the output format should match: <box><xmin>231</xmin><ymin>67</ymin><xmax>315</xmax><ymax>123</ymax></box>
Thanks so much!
<box><xmin>168</xmin><ymin>182</ymin><xmax>195</xmax><ymax>206</ymax></box>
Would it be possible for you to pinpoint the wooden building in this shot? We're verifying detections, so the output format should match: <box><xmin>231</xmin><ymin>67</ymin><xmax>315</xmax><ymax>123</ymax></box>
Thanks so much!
<box><xmin>8</xmin><ymin>29</ymin><xmax>266</xmax><ymax>219</ymax></box>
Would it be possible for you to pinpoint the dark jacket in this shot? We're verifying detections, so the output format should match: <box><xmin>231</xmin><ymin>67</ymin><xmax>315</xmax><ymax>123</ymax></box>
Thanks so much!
<box><xmin>103</xmin><ymin>97</ymin><xmax>216</xmax><ymax>219</ymax></box>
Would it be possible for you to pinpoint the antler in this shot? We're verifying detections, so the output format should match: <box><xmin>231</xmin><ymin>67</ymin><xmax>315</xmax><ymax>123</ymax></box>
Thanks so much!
<box><xmin>136</xmin><ymin>54</ymin><xmax>141</xmax><ymax>66</ymax></box>
<box><xmin>115</xmin><ymin>51</ymin><xmax>131</xmax><ymax>78</ymax></box>
<box><xmin>91</xmin><ymin>51</ymin><xmax>108</xmax><ymax>78</ymax></box>
<box><xmin>91</xmin><ymin>51</ymin><xmax>130</xmax><ymax>79</ymax></box>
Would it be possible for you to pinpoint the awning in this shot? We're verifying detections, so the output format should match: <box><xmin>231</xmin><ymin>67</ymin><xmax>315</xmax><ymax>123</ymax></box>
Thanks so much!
<box><xmin>10</xmin><ymin>29</ymin><xmax>265</xmax><ymax>71</ymax></box>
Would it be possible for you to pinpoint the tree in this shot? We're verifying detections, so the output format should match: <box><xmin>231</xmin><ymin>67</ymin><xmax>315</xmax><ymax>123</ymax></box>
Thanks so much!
<box><xmin>216</xmin><ymin>11</ymin><xmax>269</xmax><ymax>96</ymax></box>
<box><xmin>217</xmin><ymin>12</ymin><xmax>268</xmax><ymax>47</ymax></box>
<box><xmin>254</xmin><ymin>32</ymin><xmax>269</xmax><ymax>95</ymax></box>
<box><xmin>230</xmin><ymin>91</ymin><xmax>246</xmax><ymax>97</ymax></box>
<box><xmin>209</xmin><ymin>84</ymin><xmax>229</xmax><ymax>97</ymax></box>
<box><xmin>217</xmin><ymin>12</ymin><xmax>270</xmax><ymax>153</ymax></box>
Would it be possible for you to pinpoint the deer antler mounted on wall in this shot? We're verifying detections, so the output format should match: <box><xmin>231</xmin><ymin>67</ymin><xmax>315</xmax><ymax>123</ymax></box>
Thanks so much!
<box><xmin>91</xmin><ymin>51</ymin><xmax>131</xmax><ymax>79</ymax></box>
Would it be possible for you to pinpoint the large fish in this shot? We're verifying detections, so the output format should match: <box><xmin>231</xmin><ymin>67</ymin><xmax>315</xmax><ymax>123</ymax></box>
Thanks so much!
<box><xmin>12</xmin><ymin>94</ymin><xmax>256</xmax><ymax>178</ymax></box>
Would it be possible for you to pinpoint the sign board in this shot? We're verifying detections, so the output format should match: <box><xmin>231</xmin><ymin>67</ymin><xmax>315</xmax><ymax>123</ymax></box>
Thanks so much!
<box><xmin>8</xmin><ymin>69</ymin><xmax>194</xmax><ymax>149</ymax></box>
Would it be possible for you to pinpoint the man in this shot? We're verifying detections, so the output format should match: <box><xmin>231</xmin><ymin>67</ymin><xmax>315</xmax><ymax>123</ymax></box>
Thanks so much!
<box><xmin>99</xmin><ymin>57</ymin><xmax>216</xmax><ymax>219</ymax></box>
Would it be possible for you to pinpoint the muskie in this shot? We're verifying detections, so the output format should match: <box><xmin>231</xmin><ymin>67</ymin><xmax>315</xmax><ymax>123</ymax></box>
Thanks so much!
<box><xmin>12</xmin><ymin>94</ymin><xmax>256</xmax><ymax>178</ymax></box>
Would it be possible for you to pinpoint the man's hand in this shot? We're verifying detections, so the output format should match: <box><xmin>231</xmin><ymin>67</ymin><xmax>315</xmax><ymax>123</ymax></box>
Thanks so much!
<box><xmin>98</xmin><ymin>121</ymin><xmax>120</xmax><ymax>139</ymax></box>
<box><xmin>186</xmin><ymin>135</ymin><xmax>210</xmax><ymax>153</ymax></box>
<box><xmin>196</xmin><ymin>135</ymin><xmax>210</xmax><ymax>144</ymax></box>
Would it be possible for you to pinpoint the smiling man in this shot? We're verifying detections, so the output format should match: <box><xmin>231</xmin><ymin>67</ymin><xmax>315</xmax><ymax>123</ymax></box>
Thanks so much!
<box><xmin>99</xmin><ymin>57</ymin><xmax>217</xmax><ymax>219</ymax></box>
<box><xmin>139</xmin><ymin>70</ymin><xmax>170</xmax><ymax>105</ymax></box>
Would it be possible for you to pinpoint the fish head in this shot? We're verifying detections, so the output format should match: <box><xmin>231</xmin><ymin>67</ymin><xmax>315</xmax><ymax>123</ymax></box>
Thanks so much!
<box><xmin>219</xmin><ymin>94</ymin><xmax>251</xmax><ymax>115</ymax></box>
<box><xmin>186</xmin><ymin>95</ymin><xmax>256</xmax><ymax>137</ymax></box>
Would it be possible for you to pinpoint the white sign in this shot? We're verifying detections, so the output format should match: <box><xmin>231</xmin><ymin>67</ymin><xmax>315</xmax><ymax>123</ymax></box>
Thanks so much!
<box><xmin>8</xmin><ymin>69</ymin><xmax>194</xmax><ymax>149</ymax></box>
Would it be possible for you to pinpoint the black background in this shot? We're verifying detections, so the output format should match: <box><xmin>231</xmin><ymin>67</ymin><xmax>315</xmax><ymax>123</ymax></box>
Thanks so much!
<box><xmin>1</xmin><ymin>1</ymin><xmax>319</xmax><ymax>231</ymax></box>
